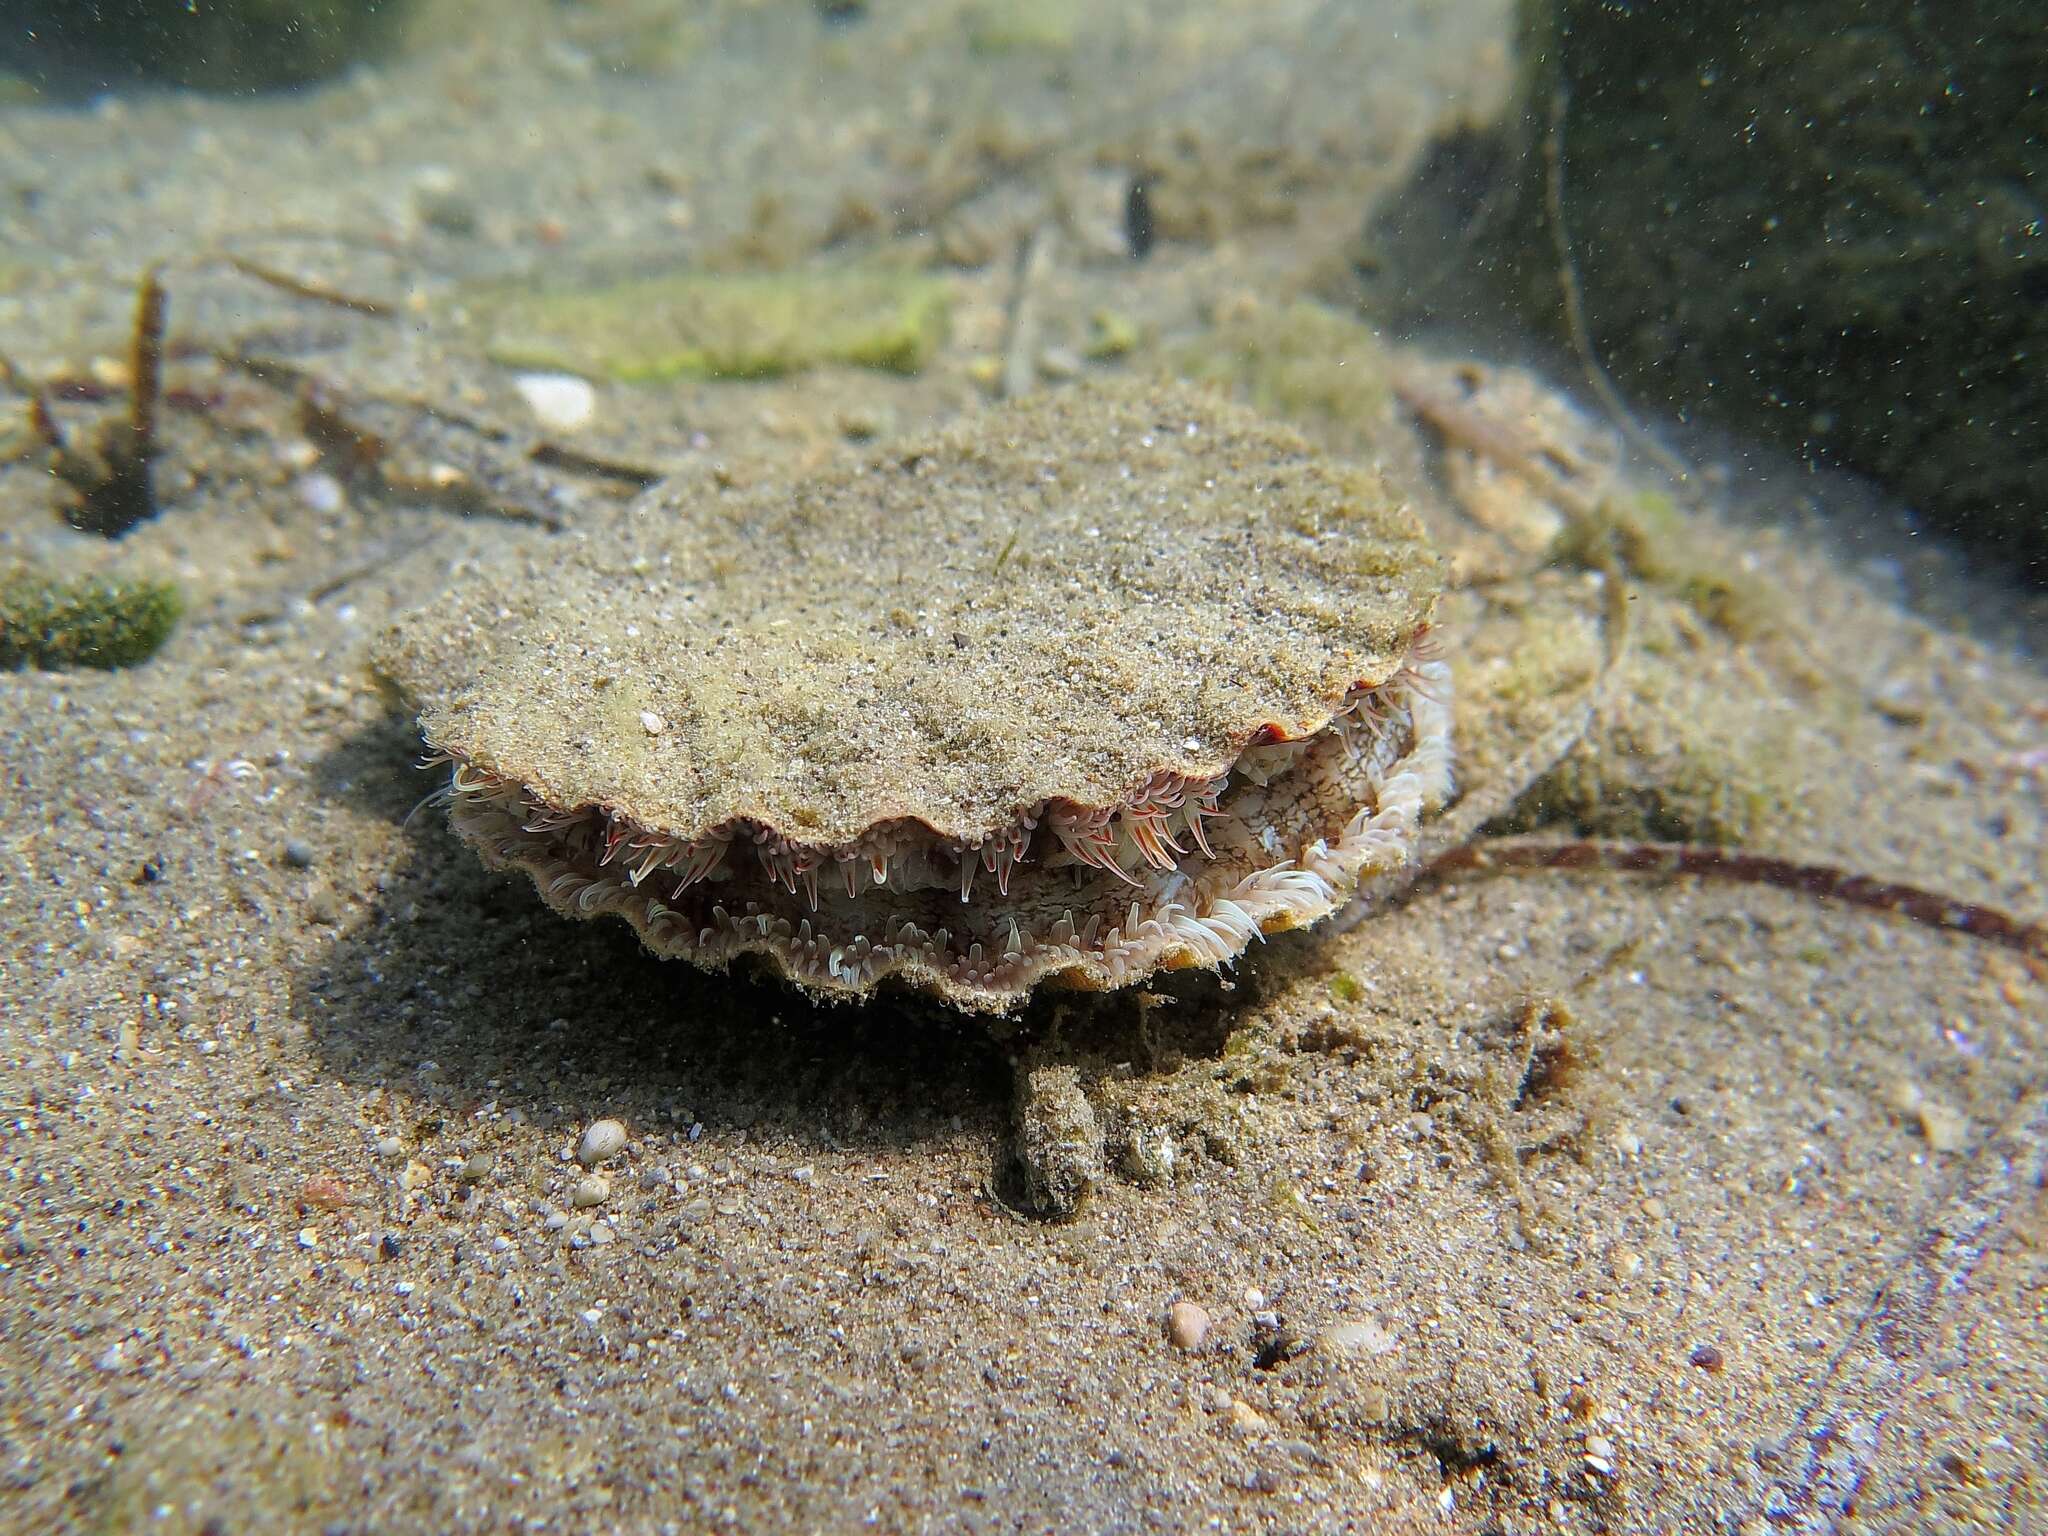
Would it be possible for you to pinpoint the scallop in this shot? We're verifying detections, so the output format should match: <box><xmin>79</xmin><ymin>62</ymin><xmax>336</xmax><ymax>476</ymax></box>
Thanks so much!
<box><xmin>379</xmin><ymin>380</ymin><xmax>1451</xmax><ymax>1012</ymax></box>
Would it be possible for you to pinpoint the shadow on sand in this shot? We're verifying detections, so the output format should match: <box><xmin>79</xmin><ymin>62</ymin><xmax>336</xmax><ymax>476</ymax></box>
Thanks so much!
<box><xmin>293</xmin><ymin>712</ymin><xmax>1275</xmax><ymax>1168</ymax></box>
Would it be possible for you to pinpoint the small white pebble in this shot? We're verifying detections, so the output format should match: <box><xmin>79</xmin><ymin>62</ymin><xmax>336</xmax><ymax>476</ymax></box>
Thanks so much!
<box><xmin>639</xmin><ymin>710</ymin><xmax>666</xmax><ymax>736</ymax></box>
<box><xmin>297</xmin><ymin>1228</ymin><xmax>319</xmax><ymax>1249</ymax></box>
<box><xmin>576</xmin><ymin>1118</ymin><xmax>629</xmax><ymax>1166</ymax></box>
<box><xmin>572</xmin><ymin>1174</ymin><xmax>611</xmax><ymax>1209</ymax></box>
<box><xmin>295</xmin><ymin>471</ymin><xmax>344</xmax><ymax>514</ymax></box>
<box><xmin>512</xmin><ymin>371</ymin><xmax>597</xmax><ymax>432</ymax></box>
<box><xmin>374</xmin><ymin>1135</ymin><xmax>405</xmax><ymax>1164</ymax></box>
<box><xmin>588</xmin><ymin>1221</ymin><xmax>614</xmax><ymax>1246</ymax></box>
<box><xmin>1320</xmin><ymin>1318</ymin><xmax>1398</xmax><ymax>1357</ymax></box>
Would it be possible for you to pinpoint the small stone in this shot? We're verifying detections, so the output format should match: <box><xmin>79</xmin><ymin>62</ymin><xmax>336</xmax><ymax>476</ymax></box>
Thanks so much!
<box><xmin>295</xmin><ymin>471</ymin><xmax>344</xmax><ymax>514</ymax></box>
<box><xmin>1689</xmin><ymin>1342</ymin><xmax>1726</xmax><ymax>1371</ymax></box>
<box><xmin>300</xmin><ymin>1173</ymin><xmax>350</xmax><ymax>1210</ymax></box>
<box><xmin>1320</xmin><ymin>1318</ymin><xmax>1398</xmax><ymax>1357</ymax></box>
<box><xmin>1165</xmin><ymin>1301</ymin><xmax>1211</xmax><ymax>1351</ymax></box>
<box><xmin>378</xmin><ymin>1233</ymin><xmax>403</xmax><ymax>1261</ymax></box>
<box><xmin>95</xmin><ymin>1343</ymin><xmax>125</xmax><ymax>1373</ymax></box>
<box><xmin>1916</xmin><ymin>1099</ymin><xmax>1968</xmax><ymax>1153</ymax></box>
<box><xmin>374</xmin><ymin>1135</ymin><xmax>406</xmax><ymax>1164</ymax></box>
<box><xmin>572</xmin><ymin>1174</ymin><xmax>611</xmax><ymax>1209</ymax></box>
<box><xmin>1117</xmin><ymin>1124</ymin><xmax>1175</xmax><ymax>1187</ymax></box>
<box><xmin>1228</xmin><ymin>1399</ymin><xmax>1269</xmax><ymax>1434</ymax></box>
<box><xmin>297</xmin><ymin>1228</ymin><xmax>319</xmax><ymax>1249</ymax></box>
<box><xmin>512</xmin><ymin>371</ymin><xmax>598</xmax><ymax>433</ymax></box>
<box><xmin>576</xmin><ymin>1118</ymin><xmax>629</xmax><ymax>1167</ymax></box>
<box><xmin>283</xmin><ymin>839</ymin><xmax>317</xmax><ymax>868</ymax></box>
<box><xmin>1013</xmin><ymin>1064</ymin><xmax>1102</xmax><ymax>1220</ymax></box>
<box><xmin>459</xmin><ymin>1152</ymin><xmax>492</xmax><ymax>1184</ymax></box>
<box><xmin>412</xmin><ymin>167</ymin><xmax>479</xmax><ymax>237</ymax></box>
<box><xmin>588</xmin><ymin>1221</ymin><xmax>615</xmax><ymax>1246</ymax></box>
<box><xmin>639</xmin><ymin>710</ymin><xmax>666</xmax><ymax>736</ymax></box>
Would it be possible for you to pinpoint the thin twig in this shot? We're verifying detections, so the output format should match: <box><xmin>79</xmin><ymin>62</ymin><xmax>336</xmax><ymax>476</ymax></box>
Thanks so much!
<box><xmin>1000</xmin><ymin>225</ymin><xmax>1057</xmax><ymax>401</ymax></box>
<box><xmin>1420</xmin><ymin>836</ymin><xmax>2047</xmax><ymax>958</ymax></box>
<box><xmin>217</xmin><ymin>253</ymin><xmax>397</xmax><ymax>319</ymax></box>
<box><xmin>123</xmin><ymin>265</ymin><xmax>166</xmax><ymax>468</ymax></box>
<box><xmin>1544</xmin><ymin>85</ymin><xmax>1694</xmax><ymax>489</ymax></box>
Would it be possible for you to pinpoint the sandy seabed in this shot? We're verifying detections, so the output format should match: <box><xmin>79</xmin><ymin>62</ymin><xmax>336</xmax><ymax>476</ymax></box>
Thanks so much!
<box><xmin>1</xmin><ymin>2</ymin><xmax>2041</xmax><ymax>1531</ymax></box>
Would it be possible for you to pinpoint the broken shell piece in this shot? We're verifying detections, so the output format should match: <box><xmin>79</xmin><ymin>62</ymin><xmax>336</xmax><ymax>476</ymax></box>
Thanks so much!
<box><xmin>512</xmin><ymin>371</ymin><xmax>598</xmax><ymax>433</ymax></box>
<box><xmin>380</xmin><ymin>380</ymin><xmax>1451</xmax><ymax>1012</ymax></box>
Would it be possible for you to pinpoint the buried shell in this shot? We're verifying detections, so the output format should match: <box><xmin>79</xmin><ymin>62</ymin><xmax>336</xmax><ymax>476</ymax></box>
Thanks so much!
<box><xmin>379</xmin><ymin>380</ymin><xmax>1451</xmax><ymax>1011</ymax></box>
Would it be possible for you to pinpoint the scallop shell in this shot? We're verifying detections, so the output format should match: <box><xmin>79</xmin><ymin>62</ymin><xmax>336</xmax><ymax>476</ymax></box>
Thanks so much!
<box><xmin>380</xmin><ymin>380</ymin><xmax>1451</xmax><ymax>1011</ymax></box>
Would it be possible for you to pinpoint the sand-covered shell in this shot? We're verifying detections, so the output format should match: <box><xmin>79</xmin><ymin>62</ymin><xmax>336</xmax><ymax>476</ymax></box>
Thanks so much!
<box><xmin>380</xmin><ymin>380</ymin><xmax>1451</xmax><ymax>1011</ymax></box>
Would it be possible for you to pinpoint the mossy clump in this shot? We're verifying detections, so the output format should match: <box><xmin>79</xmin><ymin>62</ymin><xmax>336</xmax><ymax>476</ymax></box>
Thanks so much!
<box><xmin>1492</xmin><ymin>606</ymin><xmax>1797</xmax><ymax>848</ymax></box>
<box><xmin>1083</xmin><ymin>309</ymin><xmax>1141</xmax><ymax>362</ymax></box>
<box><xmin>1170</xmin><ymin>299</ymin><xmax>1394</xmax><ymax>450</ymax></box>
<box><xmin>0</xmin><ymin>571</ymin><xmax>181</xmax><ymax>671</ymax></box>
<box><xmin>1507</xmin><ymin>729</ymin><xmax>1767</xmax><ymax>847</ymax></box>
<box><xmin>964</xmin><ymin>0</ymin><xmax>1081</xmax><ymax>57</ymax></box>
<box><xmin>0</xmin><ymin>0</ymin><xmax>416</xmax><ymax>91</ymax></box>
<box><xmin>466</xmin><ymin>266</ymin><xmax>952</xmax><ymax>383</ymax></box>
<box><xmin>1553</xmin><ymin>490</ymin><xmax>1771</xmax><ymax>640</ymax></box>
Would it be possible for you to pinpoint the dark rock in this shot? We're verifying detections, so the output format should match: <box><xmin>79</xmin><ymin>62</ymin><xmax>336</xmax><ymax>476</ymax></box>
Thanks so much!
<box><xmin>0</xmin><ymin>0</ymin><xmax>416</xmax><ymax>92</ymax></box>
<box><xmin>1362</xmin><ymin>0</ymin><xmax>2047</xmax><ymax>575</ymax></box>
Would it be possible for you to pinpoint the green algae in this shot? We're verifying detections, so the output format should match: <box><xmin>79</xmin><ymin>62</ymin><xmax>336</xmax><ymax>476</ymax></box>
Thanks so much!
<box><xmin>1170</xmin><ymin>300</ymin><xmax>1393</xmax><ymax>450</ymax></box>
<box><xmin>965</xmin><ymin>0</ymin><xmax>1081</xmax><ymax>57</ymax></box>
<box><xmin>466</xmin><ymin>266</ymin><xmax>952</xmax><ymax>384</ymax></box>
<box><xmin>1492</xmin><ymin>600</ymin><xmax>1795</xmax><ymax>847</ymax></box>
<box><xmin>1553</xmin><ymin>490</ymin><xmax>1770</xmax><ymax>640</ymax></box>
<box><xmin>1083</xmin><ymin>309</ymin><xmax>1141</xmax><ymax>362</ymax></box>
<box><xmin>0</xmin><ymin>570</ymin><xmax>181</xmax><ymax>671</ymax></box>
